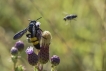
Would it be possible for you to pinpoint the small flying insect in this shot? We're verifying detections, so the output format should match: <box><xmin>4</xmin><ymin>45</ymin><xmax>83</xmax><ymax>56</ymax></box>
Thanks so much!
<box><xmin>13</xmin><ymin>17</ymin><xmax>42</xmax><ymax>49</ymax></box>
<box><xmin>63</xmin><ymin>14</ymin><xmax>77</xmax><ymax>21</ymax></box>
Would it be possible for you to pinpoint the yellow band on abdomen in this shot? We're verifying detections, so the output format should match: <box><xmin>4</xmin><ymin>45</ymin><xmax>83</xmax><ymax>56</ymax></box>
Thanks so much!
<box><xmin>30</xmin><ymin>37</ymin><xmax>37</xmax><ymax>42</ymax></box>
<box><xmin>33</xmin><ymin>41</ymin><xmax>39</xmax><ymax>45</ymax></box>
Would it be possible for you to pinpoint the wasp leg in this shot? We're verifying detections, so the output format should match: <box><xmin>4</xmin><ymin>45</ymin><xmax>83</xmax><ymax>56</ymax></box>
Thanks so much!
<box><xmin>26</xmin><ymin>34</ymin><xmax>31</xmax><ymax>38</ymax></box>
<box><xmin>27</xmin><ymin>38</ymin><xmax>32</xmax><ymax>43</ymax></box>
<box><xmin>26</xmin><ymin>34</ymin><xmax>32</xmax><ymax>43</ymax></box>
<box><xmin>73</xmin><ymin>19</ymin><xmax>76</xmax><ymax>21</ymax></box>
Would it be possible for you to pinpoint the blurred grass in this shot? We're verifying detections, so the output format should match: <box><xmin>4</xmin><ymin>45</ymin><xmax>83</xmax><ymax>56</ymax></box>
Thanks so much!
<box><xmin>0</xmin><ymin>0</ymin><xmax>106</xmax><ymax>71</ymax></box>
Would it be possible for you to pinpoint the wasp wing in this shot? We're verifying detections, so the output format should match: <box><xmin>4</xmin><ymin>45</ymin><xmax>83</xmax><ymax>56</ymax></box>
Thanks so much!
<box><xmin>36</xmin><ymin>28</ymin><xmax>43</xmax><ymax>40</ymax></box>
<box><xmin>13</xmin><ymin>28</ymin><xmax>28</xmax><ymax>40</ymax></box>
<box><xmin>31</xmin><ymin>25</ymin><xmax>41</xmax><ymax>39</ymax></box>
<box><xmin>32</xmin><ymin>25</ymin><xmax>35</xmax><ymax>37</ymax></box>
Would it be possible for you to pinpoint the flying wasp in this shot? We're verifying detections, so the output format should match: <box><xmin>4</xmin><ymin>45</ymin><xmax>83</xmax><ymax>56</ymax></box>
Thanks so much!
<box><xmin>63</xmin><ymin>14</ymin><xmax>77</xmax><ymax>21</ymax></box>
<box><xmin>13</xmin><ymin>17</ymin><xmax>42</xmax><ymax>50</ymax></box>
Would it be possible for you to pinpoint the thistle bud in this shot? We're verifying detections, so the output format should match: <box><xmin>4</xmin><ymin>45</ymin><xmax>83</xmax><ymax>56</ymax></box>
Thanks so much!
<box><xmin>10</xmin><ymin>47</ymin><xmax>18</xmax><ymax>56</ymax></box>
<box><xmin>26</xmin><ymin>46</ymin><xmax>38</xmax><ymax>66</ymax></box>
<box><xmin>51</xmin><ymin>55</ymin><xmax>60</xmax><ymax>66</ymax></box>
<box><xmin>15</xmin><ymin>40</ymin><xmax>24</xmax><ymax>52</ymax></box>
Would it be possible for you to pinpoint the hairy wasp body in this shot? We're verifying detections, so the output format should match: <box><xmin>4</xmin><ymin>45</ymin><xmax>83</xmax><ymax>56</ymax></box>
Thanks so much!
<box><xmin>13</xmin><ymin>17</ymin><xmax>42</xmax><ymax>49</ymax></box>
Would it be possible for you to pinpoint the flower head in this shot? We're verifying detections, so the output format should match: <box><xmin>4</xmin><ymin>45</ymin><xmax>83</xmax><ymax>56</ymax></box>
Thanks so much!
<box><xmin>26</xmin><ymin>46</ymin><xmax>38</xmax><ymax>66</ymax></box>
<box><xmin>38</xmin><ymin>46</ymin><xmax>49</xmax><ymax>64</ymax></box>
<box><xmin>41</xmin><ymin>31</ymin><xmax>52</xmax><ymax>47</ymax></box>
<box><xmin>10</xmin><ymin>47</ymin><xmax>18</xmax><ymax>56</ymax></box>
<box><xmin>51</xmin><ymin>55</ymin><xmax>60</xmax><ymax>66</ymax></box>
<box><xmin>26</xmin><ymin>46</ymin><xmax>34</xmax><ymax>54</ymax></box>
<box><xmin>38</xmin><ymin>31</ymin><xmax>52</xmax><ymax>64</ymax></box>
<box><xmin>15</xmin><ymin>40</ymin><xmax>24</xmax><ymax>52</ymax></box>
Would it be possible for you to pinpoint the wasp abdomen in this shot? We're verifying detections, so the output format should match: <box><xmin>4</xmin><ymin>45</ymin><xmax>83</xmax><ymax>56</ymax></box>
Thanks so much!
<box><xmin>34</xmin><ymin>43</ymin><xmax>40</xmax><ymax>49</ymax></box>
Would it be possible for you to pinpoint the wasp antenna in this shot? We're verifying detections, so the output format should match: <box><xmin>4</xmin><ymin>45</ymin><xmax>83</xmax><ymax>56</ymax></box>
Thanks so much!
<box><xmin>36</xmin><ymin>17</ymin><xmax>42</xmax><ymax>21</ymax></box>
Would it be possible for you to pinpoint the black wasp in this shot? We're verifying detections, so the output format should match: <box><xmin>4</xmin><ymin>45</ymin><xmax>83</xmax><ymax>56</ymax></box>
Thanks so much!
<box><xmin>13</xmin><ymin>17</ymin><xmax>42</xmax><ymax>50</ymax></box>
<box><xmin>63</xmin><ymin>14</ymin><xmax>77</xmax><ymax>21</ymax></box>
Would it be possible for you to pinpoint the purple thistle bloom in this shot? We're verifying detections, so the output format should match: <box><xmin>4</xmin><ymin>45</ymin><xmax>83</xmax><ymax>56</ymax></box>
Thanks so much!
<box><xmin>51</xmin><ymin>55</ymin><xmax>60</xmax><ymax>66</ymax></box>
<box><xmin>15</xmin><ymin>40</ymin><xmax>24</xmax><ymax>52</ymax></box>
<box><xmin>26</xmin><ymin>46</ymin><xmax>38</xmax><ymax>66</ymax></box>
<box><xmin>26</xmin><ymin>47</ymin><xmax>34</xmax><ymax>54</ymax></box>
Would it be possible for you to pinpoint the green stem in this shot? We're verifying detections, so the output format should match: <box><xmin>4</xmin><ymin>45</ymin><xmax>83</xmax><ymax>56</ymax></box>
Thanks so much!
<box><xmin>11</xmin><ymin>56</ymin><xmax>18</xmax><ymax>71</ymax></box>
<box><xmin>51</xmin><ymin>66</ymin><xmax>56</xmax><ymax>71</ymax></box>
<box><xmin>14</xmin><ymin>62</ymin><xmax>16</xmax><ymax>71</ymax></box>
<box><xmin>34</xmin><ymin>66</ymin><xmax>38</xmax><ymax>71</ymax></box>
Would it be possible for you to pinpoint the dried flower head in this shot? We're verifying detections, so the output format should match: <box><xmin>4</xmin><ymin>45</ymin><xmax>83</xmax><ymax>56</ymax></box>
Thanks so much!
<box><xmin>41</xmin><ymin>31</ymin><xmax>52</xmax><ymax>47</ymax></box>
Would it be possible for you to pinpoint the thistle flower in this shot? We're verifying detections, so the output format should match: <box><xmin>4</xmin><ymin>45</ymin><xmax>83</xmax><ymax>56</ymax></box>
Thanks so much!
<box><xmin>10</xmin><ymin>47</ymin><xmax>18</xmax><ymax>56</ymax></box>
<box><xmin>38</xmin><ymin>46</ymin><xmax>49</xmax><ymax>64</ymax></box>
<box><xmin>26</xmin><ymin>46</ymin><xmax>38</xmax><ymax>66</ymax></box>
<box><xmin>51</xmin><ymin>55</ymin><xmax>60</xmax><ymax>66</ymax></box>
<box><xmin>15</xmin><ymin>40</ymin><xmax>24</xmax><ymax>52</ymax></box>
<box><xmin>38</xmin><ymin>31</ymin><xmax>52</xmax><ymax>64</ymax></box>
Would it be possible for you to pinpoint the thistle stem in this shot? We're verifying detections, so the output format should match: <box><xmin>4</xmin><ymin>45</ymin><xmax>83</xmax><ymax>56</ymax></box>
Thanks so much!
<box><xmin>11</xmin><ymin>55</ymin><xmax>18</xmax><ymax>71</ymax></box>
<box><xmin>13</xmin><ymin>62</ymin><xmax>16</xmax><ymax>71</ymax></box>
<box><xmin>51</xmin><ymin>66</ymin><xmax>56</xmax><ymax>71</ymax></box>
<box><xmin>34</xmin><ymin>66</ymin><xmax>38</xmax><ymax>71</ymax></box>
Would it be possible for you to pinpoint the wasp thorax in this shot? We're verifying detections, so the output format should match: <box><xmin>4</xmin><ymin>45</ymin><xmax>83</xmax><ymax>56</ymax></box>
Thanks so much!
<box><xmin>41</xmin><ymin>31</ymin><xmax>52</xmax><ymax>46</ymax></box>
<box><xmin>36</xmin><ymin>22</ymin><xmax>41</xmax><ymax>27</ymax></box>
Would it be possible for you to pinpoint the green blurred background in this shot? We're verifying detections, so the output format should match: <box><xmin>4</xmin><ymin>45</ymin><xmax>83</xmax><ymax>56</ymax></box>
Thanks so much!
<box><xmin>0</xmin><ymin>0</ymin><xmax>106</xmax><ymax>71</ymax></box>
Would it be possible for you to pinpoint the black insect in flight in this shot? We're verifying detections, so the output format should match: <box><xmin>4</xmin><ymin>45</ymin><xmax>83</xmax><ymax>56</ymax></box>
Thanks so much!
<box><xmin>13</xmin><ymin>17</ymin><xmax>42</xmax><ymax>50</ymax></box>
<box><xmin>63</xmin><ymin>14</ymin><xmax>77</xmax><ymax>21</ymax></box>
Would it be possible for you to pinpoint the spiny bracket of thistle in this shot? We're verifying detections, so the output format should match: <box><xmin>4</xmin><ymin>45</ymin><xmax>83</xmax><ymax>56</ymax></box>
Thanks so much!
<box><xmin>41</xmin><ymin>31</ymin><xmax>52</xmax><ymax>47</ymax></box>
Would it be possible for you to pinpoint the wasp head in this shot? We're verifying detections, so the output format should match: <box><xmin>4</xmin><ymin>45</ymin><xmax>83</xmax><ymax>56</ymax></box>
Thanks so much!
<box><xmin>63</xmin><ymin>17</ymin><xmax>67</xmax><ymax>21</ymax></box>
<box><xmin>27</xmin><ymin>20</ymin><xmax>35</xmax><ymax>33</ymax></box>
